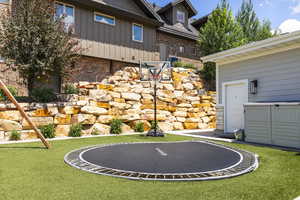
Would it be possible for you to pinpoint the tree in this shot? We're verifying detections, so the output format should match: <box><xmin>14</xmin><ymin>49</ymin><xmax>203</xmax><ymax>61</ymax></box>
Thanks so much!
<box><xmin>198</xmin><ymin>1</ymin><xmax>246</xmax><ymax>90</ymax></box>
<box><xmin>236</xmin><ymin>0</ymin><xmax>259</xmax><ymax>42</ymax></box>
<box><xmin>0</xmin><ymin>0</ymin><xmax>81</xmax><ymax>92</ymax></box>
<box><xmin>237</xmin><ymin>0</ymin><xmax>273</xmax><ymax>42</ymax></box>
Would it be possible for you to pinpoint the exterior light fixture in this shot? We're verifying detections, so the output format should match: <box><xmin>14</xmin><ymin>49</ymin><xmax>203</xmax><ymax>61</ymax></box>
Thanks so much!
<box><xmin>250</xmin><ymin>80</ymin><xmax>258</xmax><ymax>94</ymax></box>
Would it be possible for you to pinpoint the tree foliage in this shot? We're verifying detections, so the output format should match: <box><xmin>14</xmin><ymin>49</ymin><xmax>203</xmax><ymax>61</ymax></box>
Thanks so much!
<box><xmin>237</xmin><ymin>0</ymin><xmax>273</xmax><ymax>42</ymax></box>
<box><xmin>198</xmin><ymin>2</ymin><xmax>246</xmax><ymax>90</ymax></box>
<box><xmin>0</xmin><ymin>0</ymin><xmax>81</xmax><ymax>91</ymax></box>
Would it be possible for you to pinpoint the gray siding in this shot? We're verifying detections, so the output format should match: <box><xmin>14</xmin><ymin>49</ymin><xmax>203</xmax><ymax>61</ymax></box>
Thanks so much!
<box><xmin>218</xmin><ymin>48</ymin><xmax>300</xmax><ymax>104</ymax></box>
<box><xmin>70</xmin><ymin>1</ymin><xmax>158</xmax><ymax>63</ymax></box>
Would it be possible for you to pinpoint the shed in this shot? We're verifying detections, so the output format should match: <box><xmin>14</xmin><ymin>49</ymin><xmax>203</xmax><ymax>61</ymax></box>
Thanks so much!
<box><xmin>201</xmin><ymin>31</ymin><xmax>300</xmax><ymax>148</ymax></box>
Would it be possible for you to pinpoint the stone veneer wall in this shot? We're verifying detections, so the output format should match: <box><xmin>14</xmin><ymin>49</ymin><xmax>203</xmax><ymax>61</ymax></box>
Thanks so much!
<box><xmin>0</xmin><ymin>67</ymin><xmax>216</xmax><ymax>141</ymax></box>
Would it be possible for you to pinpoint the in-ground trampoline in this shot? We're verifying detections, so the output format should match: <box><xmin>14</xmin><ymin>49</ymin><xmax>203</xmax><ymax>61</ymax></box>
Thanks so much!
<box><xmin>64</xmin><ymin>141</ymin><xmax>258</xmax><ymax>181</ymax></box>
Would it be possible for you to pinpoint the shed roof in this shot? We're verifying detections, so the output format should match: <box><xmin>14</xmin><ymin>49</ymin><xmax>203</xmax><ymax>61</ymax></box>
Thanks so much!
<box><xmin>201</xmin><ymin>30</ymin><xmax>300</xmax><ymax>65</ymax></box>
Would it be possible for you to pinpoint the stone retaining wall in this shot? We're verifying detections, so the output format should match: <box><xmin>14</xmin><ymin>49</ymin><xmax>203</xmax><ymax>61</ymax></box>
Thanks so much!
<box><xmin>0</xmin><ymin>67</ymin><xmax>216</xmax><ymax>141</ymax></box>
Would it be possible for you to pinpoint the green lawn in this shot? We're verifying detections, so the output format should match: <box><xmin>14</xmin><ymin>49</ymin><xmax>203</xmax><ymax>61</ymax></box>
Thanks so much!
<box><xmin>0</xmin><ymin>135</ymin><xmax>299</xmax><ymax>200</ymax></box>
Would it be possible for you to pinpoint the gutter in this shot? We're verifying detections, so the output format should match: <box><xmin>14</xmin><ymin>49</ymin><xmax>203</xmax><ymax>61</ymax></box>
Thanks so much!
<box><xmin>158</xmin><ymin>27</ymin><xmax>199</xmax><ymax>40</ymax></box>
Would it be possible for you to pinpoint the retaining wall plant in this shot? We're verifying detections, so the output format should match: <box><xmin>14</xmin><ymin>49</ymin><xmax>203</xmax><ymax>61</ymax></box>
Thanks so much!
<box><xmin>0</xmin><ymin>67</ymin><xmax>216</xmax><ymax>141</ymax></box>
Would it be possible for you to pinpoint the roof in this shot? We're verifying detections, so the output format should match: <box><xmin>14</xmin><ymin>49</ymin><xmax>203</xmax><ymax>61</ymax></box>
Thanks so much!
<box><xmin>191</xmin><ymin>14</ymin><xmax>209</xmax><ymax>30</ymax></box>
<box><xmin>201</xmin><ymin>30</ymin><xmax>300</xmax><ymax>65</ymax></box>
<box><xmin>157</xmin><ymin>0</ymin><xmax>197</xmax><ymax>18</ymax></box>
<box><xmin>158</xmin><ymin>22</ymin><xmax>199</xmax><ymax>40</ymax></box>
<box><xmin>69</xmin><ymin>0</ymin><xmax>163</xmax><ymax>26</ymax></box>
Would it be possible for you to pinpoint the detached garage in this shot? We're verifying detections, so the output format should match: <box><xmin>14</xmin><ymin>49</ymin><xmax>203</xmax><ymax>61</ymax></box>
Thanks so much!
<box><xmin>201</xmin><ymin>30</ymin><xmax>300</xmax><ymax>148</ymax></box>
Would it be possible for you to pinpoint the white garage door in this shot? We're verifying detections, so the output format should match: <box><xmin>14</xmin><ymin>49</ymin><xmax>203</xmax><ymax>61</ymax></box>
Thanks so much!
<box><xmin>224</xmin><ymin>81</ymin><xmax>248</xmax><ymax>133</ymax></box>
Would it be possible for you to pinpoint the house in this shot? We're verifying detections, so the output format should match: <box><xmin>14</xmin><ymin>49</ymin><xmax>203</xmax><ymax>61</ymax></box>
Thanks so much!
<box><xmin>202</xmin><ymin>31</ymin><xmax>300</xmax><ymax>148</ymax></box>
<box><xmin>0</xmin><ymin>0</ymin><xmax>208</xmax><ymax>94</ymax></box>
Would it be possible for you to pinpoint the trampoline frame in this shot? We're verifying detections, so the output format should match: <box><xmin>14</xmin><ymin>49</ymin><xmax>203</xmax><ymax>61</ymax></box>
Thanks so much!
<box><xmin>64</xmin><ymin>141</ymin><xmax>259</xmax><ymax>181</ymax></box>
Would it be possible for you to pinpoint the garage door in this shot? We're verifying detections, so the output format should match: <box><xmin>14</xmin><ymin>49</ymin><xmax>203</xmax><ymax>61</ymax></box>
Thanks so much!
<box><xmin>224</xmin><ymin>81</ymin><xmax>248</xmax><ymax>133</ymax></box>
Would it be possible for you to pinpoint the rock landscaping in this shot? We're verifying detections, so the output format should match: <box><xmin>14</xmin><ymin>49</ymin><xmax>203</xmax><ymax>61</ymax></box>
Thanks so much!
<box><xmin>0</xmin><ymin>67</ymin><xmax>216</xmax><ymax>141</ymax></box>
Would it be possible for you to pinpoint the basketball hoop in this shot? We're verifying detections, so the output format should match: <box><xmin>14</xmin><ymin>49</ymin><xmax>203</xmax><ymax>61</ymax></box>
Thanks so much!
<box><xmin>139</xmin><ymin>61</ymin><xmax>173</xmax><ymax>137</ymax></box>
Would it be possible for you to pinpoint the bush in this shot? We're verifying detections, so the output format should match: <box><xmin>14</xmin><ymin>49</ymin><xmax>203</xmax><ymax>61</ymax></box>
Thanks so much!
<box><xmin>9</xmin><ymin>130</ymin><xmax>21</xmax><ymax>141</ymax></box>
<box><xmin>150</xmin><ymin>120</ymin><xmax>158</xmax><ymax>130</ymax></box>
<box><xmin>64</xmin><ymin>84</ymin><xmax>79</xmax><ymax>94</ymax></box>
<box><xmin>173</xmin><ymin>61</ymin><xmax>196</xmax><ymax>69</ymax></box>
<box><xmin>0</xmin><ymin>86</ymin><xmax>18</xmax><ymax>101</ymax></box>
<box><xmin>110</xmin><ymin>119</ymin><xmax>122</xmax><ymax>135</ymax></box>
<box><xmin>40</xmin><ymin>124</ymin><xmax>55</xmax><ymax>139</ymax></box>
<box><xmin>31</xmin><ymin>87</ymin><xmax>57</xmax><ymax>103</ymax></box>
<box><xmin>134</xmin><ymin>122</ymin><xmax>144</xmax><ymax>133</ymax></box>
<box><xmin>69</xmin><ymin>123</ymin><xmax>82</xmax><ymax>137</ymax></box>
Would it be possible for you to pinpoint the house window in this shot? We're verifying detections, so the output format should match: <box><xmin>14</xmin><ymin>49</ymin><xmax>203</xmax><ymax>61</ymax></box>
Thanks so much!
<box><xmin>179</xmin><ymin>46</ymin><xmax>185</xmax><ymax>53</ymax></box>
<box><xmin>55</xmin><ymin>2</ymin><xmax>75</xmax><ymax>32</ymax></box>
<box><xmin>177</xmin><ymin>11</ymin><xmax>185</xmax><ymax>23</ymax></box>
<box><xmin>94</xmin><ymin>12</ymin><xmax>115</xmax><ymax>26</ymax></box>
<box><xmin>132</xmin><ymin>23</ymin><xmax>143</xmax><ymax>42</ymax></box>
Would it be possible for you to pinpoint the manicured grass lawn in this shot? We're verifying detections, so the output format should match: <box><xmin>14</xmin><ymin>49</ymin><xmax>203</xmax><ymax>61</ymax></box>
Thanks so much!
<box><xmin>0</xmin><ymin>135</ymin><xmax>299</xmax><ymax>200</ymax></box>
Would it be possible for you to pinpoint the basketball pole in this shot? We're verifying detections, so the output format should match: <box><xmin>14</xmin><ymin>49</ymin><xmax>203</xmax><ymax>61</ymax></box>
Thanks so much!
<box><xmin>0</xmin><ymin>80</ymin><xmax>51</xmax><ymax>149</ymax></box>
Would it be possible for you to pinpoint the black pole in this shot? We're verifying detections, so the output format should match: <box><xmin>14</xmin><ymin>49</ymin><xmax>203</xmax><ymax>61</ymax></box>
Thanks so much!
<box><xmin>154</xmin><ymin>78</ymin><xmax>157</xmax><ymax>136</ymax></box>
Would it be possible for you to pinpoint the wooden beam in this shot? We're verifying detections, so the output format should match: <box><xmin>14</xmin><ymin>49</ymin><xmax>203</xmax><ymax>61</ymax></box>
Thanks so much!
<box><xmin>0</xmin><ymin>80</ymin><xmax>51</xmax><ymax>149</ymax></box>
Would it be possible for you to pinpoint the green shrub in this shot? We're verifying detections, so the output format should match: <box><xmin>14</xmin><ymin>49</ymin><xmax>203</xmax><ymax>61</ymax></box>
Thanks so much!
<box><xmin>40</xmin><ymin>124</ymin><xmax>55</xmax><ymax>139</ymax></box>
<box><xmin>64</xmin><ymin>84</ymin><xmax>79</xmax><ymax>94</ymax></box>
<box><xmin>110</xmin><ymin>119</ymin><xmax>122</xmax><ymax>135</ymax></box>
<box><xmin>0</xmin><ymin>86</ymin><xmax>18</xmax><ymax>101</ymax></box>
<box><xmin>184</xmin><ymin>63</ymin><xmax>196</xmax><ymax>69</ymax></box>
<box><xmin>31</xmin><ymin>87</ymin><xmax>57</xmax><ymax>103</ymax></box>
<box><xmin>134</xmin><ymin>122</ymin><xmax>144</xmax><ymax>133</ymax></box>
<box><xmin>173</xmin><ymin>61</ymin><xmax>184</xmax><ymax>68</ymax></box>
<box><xmin>9</xmin><ymin>130</ymin><xmax>21</xmax><ymax>141</ymax></box>
<box><xmin>69</xmin><ymin>123</ymin><xmax>82</xmax><ymax>137</ymax></box>
<box><xmin>150</xmin><ymin>120</ymin><xmax>158</xmax><ymax>130</ymax></box>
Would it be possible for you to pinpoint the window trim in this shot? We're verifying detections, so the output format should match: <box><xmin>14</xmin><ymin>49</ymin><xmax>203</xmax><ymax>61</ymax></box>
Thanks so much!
<box><xmin>179</xmin><ymin>45</ymin><xmax>185</xmax><ymax>54</ymax></box>
<box><xmin>177</xmin><ymin>10</ymin><xmax>185</xmax><ymax>23</ymax></box>
<box><xmin>132</xmin><ymin>23</ymin><xmax>144</xmax><ymax>43</ymax></box>
<box><xmin>54</xmin><ymin>1</ymin><xmax>75</xmax><ymax>32</ymax></box>
<box><xmin>94</xmin><ymin>12</ymin><xmax>116</xmax><ymax>26</ymax></box>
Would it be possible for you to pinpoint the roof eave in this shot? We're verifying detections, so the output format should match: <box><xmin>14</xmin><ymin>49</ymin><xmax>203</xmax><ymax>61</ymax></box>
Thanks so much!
<box><xmin>158</xmin><ymin>27</ymin><xmax>198</xmax><ymax>40</ymax></box>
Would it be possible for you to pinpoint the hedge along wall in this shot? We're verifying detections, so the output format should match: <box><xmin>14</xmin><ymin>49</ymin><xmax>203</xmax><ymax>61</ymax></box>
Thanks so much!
<box><xmin>0</xmin><ymin>67</ymin><xmax>216</xmax><ymax>141</ymax></box>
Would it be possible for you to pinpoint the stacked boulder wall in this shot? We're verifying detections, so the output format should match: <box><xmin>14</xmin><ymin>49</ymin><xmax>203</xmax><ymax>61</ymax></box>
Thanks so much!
<box><xmin>0</xmin><ymin>67</ymin><xmax>216</xmax><ymax>141</ymax></box>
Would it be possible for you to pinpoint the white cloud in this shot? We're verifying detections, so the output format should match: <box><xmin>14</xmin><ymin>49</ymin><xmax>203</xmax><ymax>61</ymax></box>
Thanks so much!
<box><xmin>259</xmin><ymin>0</ymin><xmax>271</xmax><ymax>7</ymax></box>
<box><xmin>278</xmin><ymin>19</ymin><xmax>300</xmax><ymax>33</ymax></box>
<box><xmin>291</xmin><ymin>0</ymin><xmax>300</xmax><ymax>14</ymax></box>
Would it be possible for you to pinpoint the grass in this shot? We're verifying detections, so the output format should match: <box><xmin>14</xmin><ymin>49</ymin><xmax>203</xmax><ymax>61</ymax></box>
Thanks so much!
<box><xmin>0</xmin><ymin>135</ymin><xmax>299</xmax><ymax>200</ymax></box>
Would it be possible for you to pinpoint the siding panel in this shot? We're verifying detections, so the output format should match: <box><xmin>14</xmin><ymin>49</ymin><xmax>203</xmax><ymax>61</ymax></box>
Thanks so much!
<box><xmin>219</xmin><ymin>48</ymin><xmax>300</xmax><ymax>103</ymax></box>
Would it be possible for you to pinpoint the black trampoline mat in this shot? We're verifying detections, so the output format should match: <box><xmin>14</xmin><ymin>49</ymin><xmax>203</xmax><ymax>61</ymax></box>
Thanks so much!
<box><xmin>80</xmin><ymin>141</ymin><xmax>242</xmax><ymax>174</ymax></box>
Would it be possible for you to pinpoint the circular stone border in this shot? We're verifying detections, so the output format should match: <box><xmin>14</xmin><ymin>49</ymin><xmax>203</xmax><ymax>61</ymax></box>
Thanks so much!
<box><xmin>64</xmin><ymin>141</ymin><xmax>259</xmax><ymax>181</ymax></box>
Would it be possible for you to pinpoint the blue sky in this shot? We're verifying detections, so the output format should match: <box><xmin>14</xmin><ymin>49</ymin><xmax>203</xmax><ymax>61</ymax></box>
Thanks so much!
<box><xmin>148</xmin><ymin>0</ymin><xmax>300</xmax><ymax>32</ymax></box>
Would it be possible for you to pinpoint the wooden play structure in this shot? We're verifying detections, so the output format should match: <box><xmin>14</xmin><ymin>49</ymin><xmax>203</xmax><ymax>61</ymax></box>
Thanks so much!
<box><xmin>0</xmin><ymin>80</ymin><xmax>51</xmax><ymax>149</ymax></box>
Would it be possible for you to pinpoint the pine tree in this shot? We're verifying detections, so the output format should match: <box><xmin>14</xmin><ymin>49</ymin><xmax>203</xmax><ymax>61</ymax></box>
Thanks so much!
<box><xmin>198</xmin><ymin>2</ymin><xmax>246</xmax><ymax>90</ymax></box>
<box><xmin>236</xmin><ymin>0</ymin><xmax>259</xmax><ymax>42</ymax></box>
<box><xmin>0</xmin><ymin>0</ymin><xmax>81</xmax><ymax>92</ymax></box>
<box><xmin>237</xmin><ymin>0</ymin><xmax>273</xmax><ymax>42</ymax></box>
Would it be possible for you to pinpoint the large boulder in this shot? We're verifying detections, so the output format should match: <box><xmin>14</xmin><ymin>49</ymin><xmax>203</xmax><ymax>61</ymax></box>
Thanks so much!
<box><xmin>20</xmin><ymin>130</ymin><xmax>38</xmax><ymax>140</ymax></box>
<box><xmin>54</xmin><ymin>114</ymin><xmax>72</xmax><ymax>125</ymax></box>
<box><xmin>173</xmin><ymin>111</ymin><xmax>187</xmax><ymax>117</ymax></box>
<box><xmin>184</xmin><ymin>122</ymin><xmax>198</xmax><ymax>129</ymax></box>
<box><xmin>130</xmin><ymin>120</ymin><xmax>151</xmax><ymax>131</ymax></box>
<box><xmin>72</xmin><ymin>114</ymin><xmax>96</xmax><ymax>125</ymax></box>
<box><xmin>97</xmin><ymin>115</ymin><xmax>113</xmax><ymax>124</ymax></box>
<box><xmin>22</xmin><ymin>117</ymin><xmax>54</xmax><ymax>130</ymax></box>
<box><xmin>182</xmin><ymin>83</ymin><xmax>194</xmax><ymax>90</ymax></box>
<box><xmin>121</xmin><ymin>123</ymin><xmax>134</xmax><ymax>133</ymax></box>
<box><xmin>0</xmin><ymin>119</ymin><xmax>22</xmax><ymax>131</ymax></box>
<box><xmin>55</xmin><ymin>125</ymin><xmax>71</xmax><ymax>137</ymax></box>
<box><xmin>121</xmin><ymin>93</ymin><xmax>141</xmax><ymax>101</ymax></box>
<box><xmin>91</xmin><ymin>123</ymin><xmax>110</xmax><ymax>135</ymax></box>
<box><xmin>60</xmin><ymin>106</ymin><xmax>80</xmax><ymax>115</ymax></box>
<box><xmin>0</xmin><ymin>111</ymin><xmax>22</xmax><ymax>121</ymax></box>
<box><xmin>109</xmin><ymin>102</ymin><xmax>131</xmax><ymax>110</ymax></box>
<box><xmin>158</xmin><ymin>122</ymin><xmax>173</xmax><ymax>132</ymax></box>
<box><xmin>173</xmin><ymin>122</ymin><xmax>184</xmax><ymax>130</ymax></box>
<box><xmin>81</xmin><ymin>106</ymin><xmax>108</xmax><ymax>115</ymax></box>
